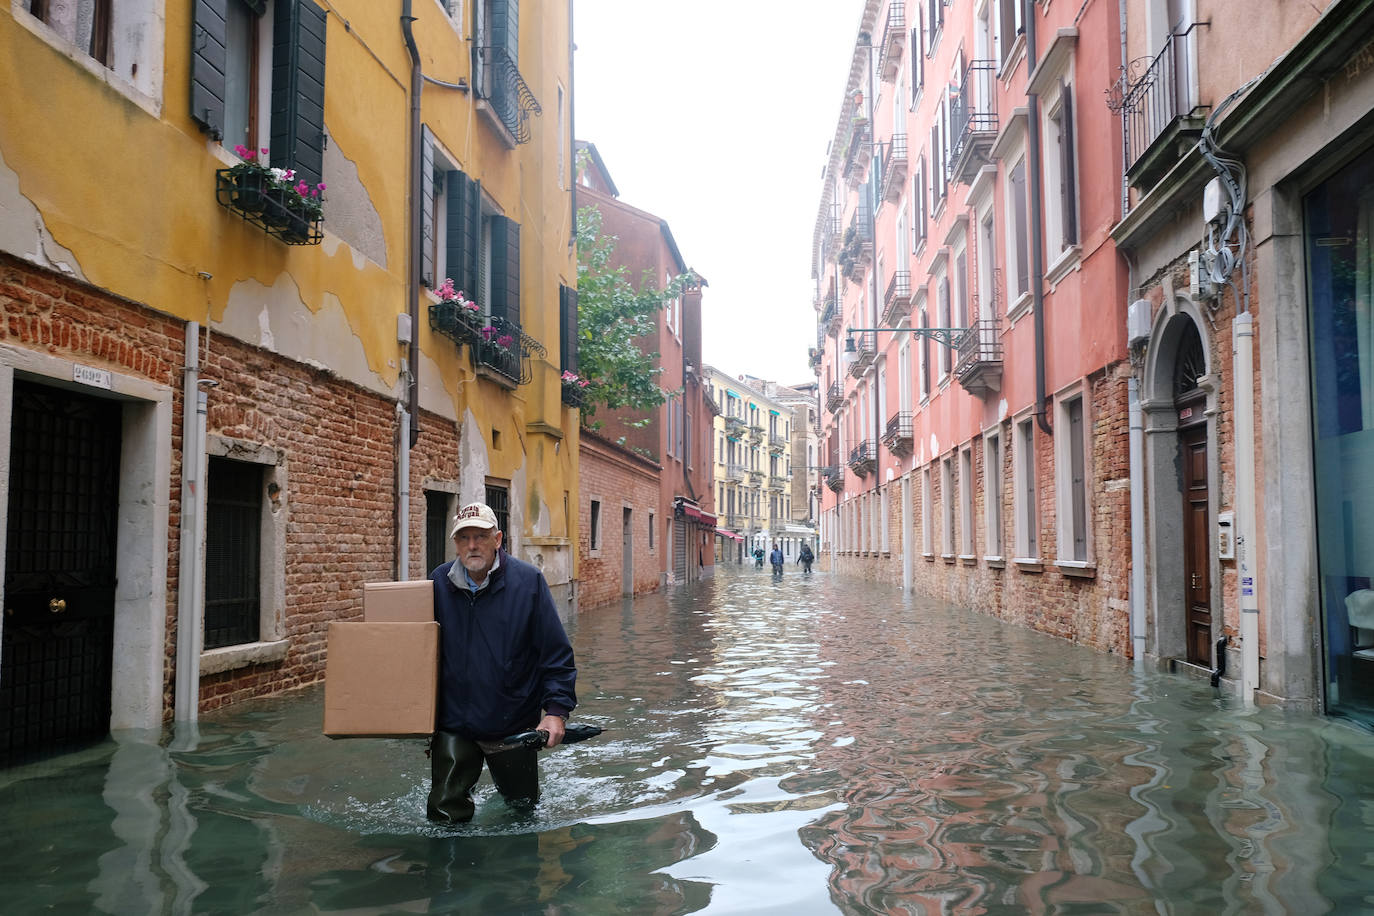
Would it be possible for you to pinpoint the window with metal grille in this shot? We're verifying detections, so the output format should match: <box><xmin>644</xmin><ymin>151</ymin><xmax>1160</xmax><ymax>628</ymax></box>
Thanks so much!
<box><xmin>485</xmin><ymin>482</ymin><xmax>510</xmax><ymax>535</ymax></box>
<box><xmin>205</xmin><ymin>457</ymin><xmax>262</xmax><ymax>648</ymax></box>
<box><xmin>426</xmin><ymin>490</ymin><xmax>450</xmax><ymax>574</ymax></box>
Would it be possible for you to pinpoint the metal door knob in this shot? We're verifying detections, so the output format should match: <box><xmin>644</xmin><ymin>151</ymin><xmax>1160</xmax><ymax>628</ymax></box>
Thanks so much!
<box><xmin>49</xmin><ymin>598</ymin><xmax>67</xmax><ymax>614</ymax></box>
<box><xmin>1190</xmin><ymin>573</ymin><xmax>1199</xmax><ymax>589</ymax></box>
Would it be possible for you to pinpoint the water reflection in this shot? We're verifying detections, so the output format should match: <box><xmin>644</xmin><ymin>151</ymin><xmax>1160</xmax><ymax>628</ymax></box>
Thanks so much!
<box><xmin>2</xmin><ymin>567</ymin><xmax>1374</xmax><ymax>913</ymax></box>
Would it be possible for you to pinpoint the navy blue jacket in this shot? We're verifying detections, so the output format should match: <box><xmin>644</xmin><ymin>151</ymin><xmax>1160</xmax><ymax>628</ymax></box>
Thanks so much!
<box><xmin>430</xmin><ymin>551</ymin><xmax>577</xmax><ymax>740</ymax></box>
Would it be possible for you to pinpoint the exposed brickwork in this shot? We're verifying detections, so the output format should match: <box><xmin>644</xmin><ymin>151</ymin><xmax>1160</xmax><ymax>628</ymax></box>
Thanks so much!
<box><xmin>831</xmin><ymin>365</ymin><xmax>1134</xmax><ymax>656</ymax></box>
<box><xmin>577</xmin><ymin>429</ymin><xmax>662</xmax><ymax>609</ymax></box>
<box><xmin>1</xmin><ymin>255</ymin><xmax>461</xmax><ymax>717</ymax></box>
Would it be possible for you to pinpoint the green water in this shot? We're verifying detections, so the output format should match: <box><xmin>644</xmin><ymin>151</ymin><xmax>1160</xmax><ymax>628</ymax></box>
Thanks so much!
<box><xmin>3</xmin><ymin>568</ymin><xmax>1373</xmax><ymax>914</ymax></box>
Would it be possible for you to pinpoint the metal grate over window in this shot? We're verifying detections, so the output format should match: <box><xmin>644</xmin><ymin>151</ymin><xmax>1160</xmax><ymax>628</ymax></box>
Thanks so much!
<box><xmin>204</xmin><ymin>458</ymin><xmax>262</xmax><ymax>649</ymax></box>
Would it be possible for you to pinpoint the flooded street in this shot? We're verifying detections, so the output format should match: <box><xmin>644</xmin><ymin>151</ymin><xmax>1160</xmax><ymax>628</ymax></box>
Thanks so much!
<box><xmin>4</xmin><ymin>566</ymin><xmax>1374</xmax><ymax>914</ymax></box>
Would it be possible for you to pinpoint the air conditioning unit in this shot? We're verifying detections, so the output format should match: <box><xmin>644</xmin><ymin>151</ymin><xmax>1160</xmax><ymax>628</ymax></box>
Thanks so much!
<box><xmin>1127</xmin><ymin>299</ymin><xmax>1151</xmax><ymax>349</ymax></box>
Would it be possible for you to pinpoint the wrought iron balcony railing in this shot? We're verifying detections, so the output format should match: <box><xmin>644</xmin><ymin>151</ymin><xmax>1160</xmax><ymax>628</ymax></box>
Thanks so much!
<box><xmin>882</xmin><ymin>270</ymin><xmax>912</xmax><ymax>325</ymax></box>
<box><xmin>823</xmin><ymin>467</ymin><xmax>845</xmax><ymax>492</ymax></box>
<box><xmin>954</xmin><ymin>318</ymin><xmax>1004</xmax><ymax>398</ymax></box>
<box><xmin>881</xmin><ymin>134</ymin><xmax>908</xmax><ymax>202</ymax></box>
<box><xmin>726</xmin><ymin>463</ymin><xmax>747</xmax><ymax>482</ymax></box>
<box><xmin>748</xmin><ymin>469</ymin><xmax>765</xmax><ymax>484</ymax></box>
<box><xmin>882</xmin><ymin>411</ymin><xmax>914</xmax><ymax>457</ymax></box>
<box><xmin>1119</xmin><ymin>24</ymin><xmax>1203</xmax><ymax>188</ymax></box>
<box><xmin>878</xmin><ymin>2</ymin><xmax>906</xmax><ymax>80</ymax></box>
<box><xmin>842</xmin><ymin>118</ymin><xmax>872</xmax><ymax>185</ymax></box>
<box><xmin>847</xmin><ymin>440</ymin><xmax>877</xmax><ymax>477</ymax></box>
<box><xmin>848</xmin><ymin>330</ymin><xmax>876</xmax><ymax>378</ymax></box>
<box><xmin>472</xmin><ymin>46</ymin><xmax>542</xmax><ymax>145</ymax></box>
<box><xmin>826</xmin><ymin>382</ymin><xmax>844</xmax><ymax>413</ymax></box>
<box><xmin>725</xmin><ymin>415</ymin><xmax>746</xmax><ymax>437</ymax></box>
<box><xmin>472</xmin><ymin>316</ymin><xmax>545</xmax><ymax>386</ymax></box>
<box><xmin>949</xmin><ymin>60</ymin><xmax>998</xmax><ymax>185</ymax></box>
<box><xmin>769</xmin><ymin>475</ymin><xmax>789</xmax><ymax>491</ymax></box>
<box><xmin>769</xmin><ymin>433</ymin><xmax>788</xmax><ymax>453</ymax></box>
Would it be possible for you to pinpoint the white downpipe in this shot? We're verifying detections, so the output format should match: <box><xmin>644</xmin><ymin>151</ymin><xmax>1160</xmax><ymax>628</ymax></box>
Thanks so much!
<box><xmin>397</xmin><ymin>403</ymin><xmax>410</xmax><ymax>580</ymax></box>
<box><xmin>174</xmin><ymin>323</ymin><xmax>207</xmax><ymax>724</ymax></box>
<box><xmin>1234</xmin><ymin>312</ymin><xmax>1260</xmax><ymax>700</ymax></box>
<box><xmin>901</xmin><ymin>474</ymin><xmax>913</xmax><ymax>591</ymax></box>
<box><xmin>1129</xmin><ymin>376</ymin><xmax>1146</xmax><ymax>667</ymax></box>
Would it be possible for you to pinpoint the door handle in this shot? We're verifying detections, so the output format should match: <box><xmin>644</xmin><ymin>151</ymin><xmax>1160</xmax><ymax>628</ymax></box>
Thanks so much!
<box><xmin>49</xmin><ymin>598</ymin><xmax>67</xmax><ymax>614</ymax></box>
<box><xmin>1190</xmin><ymin>573</ymin><xmax>1200</xmax><ymax>589</ymax></box>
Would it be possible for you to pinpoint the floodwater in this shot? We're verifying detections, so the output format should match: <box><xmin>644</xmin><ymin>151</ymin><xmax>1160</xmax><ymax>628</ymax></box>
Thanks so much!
<box><xmin>4</xmin><ymin>567</ymin><xmax>1374</xmax><ymax>915</ymax></box>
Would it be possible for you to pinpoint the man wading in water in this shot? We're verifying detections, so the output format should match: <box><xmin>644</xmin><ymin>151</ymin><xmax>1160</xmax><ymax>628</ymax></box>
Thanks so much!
<box><xmin>427</xmin><ymin>503</ymin><xmax>578</xmax><ymax>824</ymax></box>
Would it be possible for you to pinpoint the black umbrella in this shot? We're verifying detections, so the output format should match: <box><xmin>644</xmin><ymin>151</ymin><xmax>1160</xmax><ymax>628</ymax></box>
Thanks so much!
<box><xmin>501</xmin><ymin>723</ymin><xmax>603</xmax><ymax>749</ymax></box>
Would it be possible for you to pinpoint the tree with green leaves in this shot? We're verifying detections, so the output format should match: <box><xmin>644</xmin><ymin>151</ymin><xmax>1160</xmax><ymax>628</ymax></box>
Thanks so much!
<box><xmin>574</xmin><ymin>204</ymin><xmax>693</xmax><ymax>428</ymax></box>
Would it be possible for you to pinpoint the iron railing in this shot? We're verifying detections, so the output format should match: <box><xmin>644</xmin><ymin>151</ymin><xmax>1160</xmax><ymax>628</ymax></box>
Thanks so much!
<box><xmin>848</xmin><ymin>440</ymin><xmax>877</xmax><ymax>476</ymax></box>
<box><xmin>883</xmin><ymin>270</ymin><xmax>911</xmax><ymax>325</ymax></box>
<box><xmin>949</xmin><ymin>60</ymin><xmax>998</xmax><ymax>181</ymax></box>
<box><xmin>878</xmin><ymin>2</ymin><xmax>906</xmax><ymax>79</ymax></box>
<box><xmin>472</xmin><ymin>46</ymin><xmax>542</xmax><ymax>144</ymax></box>
<box><xmin>1120</xmin><ymin>26</ymin><xmax>1200</xmax><ymax>175</ymax></box>
<box><xmin>882</xmin><ymin>411</ymin><xmax>913</xmax><ymax>456</ymax></box>
<box><xmin>826</xmin><ymin>382</ymin><xmax>844</xmax><ymax>413</ymax></box>
<box><xmin>473</xmin><ymin>316</ymin><xmax>545</xmax><ymax>386</ymax></box>
<box><xmin>849</xmin><ymin>330</ymin><xmax>876</xmax><ymax>377</ymax></box>
<box><xmin>726</xmin><ymin>463</ymin><xmax>747</xmax><ymax>482</ymax></box>
<box><xmin>954</xmin><ymin>318</ymin><xmax>1004</xmax><ymax>380</ymax></box>
<box><xmin>881</xmin><ymin>134</ymin><xmax>909</xmax><ymax>202</ymax></box>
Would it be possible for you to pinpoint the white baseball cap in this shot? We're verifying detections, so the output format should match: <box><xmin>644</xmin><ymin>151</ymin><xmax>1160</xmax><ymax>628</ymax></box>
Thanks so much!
<box><xmin>450</xmin><ymin>502</ymin><xmax>499</xmax><ymax>537</ymax></box>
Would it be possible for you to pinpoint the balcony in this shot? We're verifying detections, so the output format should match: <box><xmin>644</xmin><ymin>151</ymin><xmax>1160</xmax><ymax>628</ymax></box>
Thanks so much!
<box><xmin>949</xmin><ymin>60</ymin><xmax>998</xmax><ymax>185</ymax></box>
<box><xmin>882</xmin><ymin>411</ymin><xmax>913</xmax><ymax>457</ymax></box>
<box><xmin>726</xmin><ymin>463</ymin><xmax>747</xmax><ymax>483</ymax></box>
<box><xmin>472</xmin><ymin>316</ymin><xmax>543</xmax><ymax>387</ymax></box>
<box><xmin>724</xmin><ymin>513</ymin><xmax>746</xmax><ymax>529</ymax></box>
<box><xmin>808</xmin><ymin>347</ymin><xmax>822</xmax><ymax>370</ymax></box>
<box><xmin>848</xmin><ymin>330</ymin><xmax>876</xmax><ymax>378</ymax></box>
<box><xmin>826</xmin><ymin>382</ymin><xmax>844</xmax><ymax>413</ymax></box>
<box><xmin>725</xmin><ymin>415</ymin><xmax>746</xmax><ymax>438</ymax></box>
<box><xmin>847</xmin><ymin>440</ymin><xmax>877</xmax><ymax>477</ymax></box>
<box><xmin>1120</xmin><ymin>25</ymin><xmax>1206</xmax><ymax>193</ymax></box>
<box><xmin>769</xmin><ymin>433</ymin><xmax>788</xmax><ymax>454</ymax></box>
<box><xmin>882</xmin><ymin>270</ymin><xmax>911</xmax><ymax>326</ymax></box>
<box><xmin>954</xmin><ymin>318</ymin><xmax>1004</xmax><ymax>398</ymax></box>
<box><xmin>823</xmin><ymin>467</ymin><xmax>845</xmax><ymax>492</ymax></box>
<box><xmin>820</xmin><ymin>296</ymin><xmax>840</xmax><ymax>338</ymax></box>
<box><xmin>748</xmin><ymin>469</ymin><xmax>765</xmax><ymax>485</ymax></box>
<box><xmin>877</xmin><ymin>2</ymin><xmax>906</xmax><ymax>81</ymax></box>
<box><xmin>880</xmin><ymin>134</ymin><xmax>908</xmax><ymax>203</ymax></box>
<box><xmin>473</xmin><ymin>46</ymin><xmax>541</xmax><ymax>146</ymax></box>
<box><xmin>748</xmin><ymin>425</ymin><xmax>765</xmax><ymax>445</ymax></box>
<box><xmin>842</xmin><ymin>119</ymin><xmax>872</xmax><ymax>187</ymax></box>
<box><xmin>839</xmin><ymin>209</ymin><xmax>873</xmax><ymax>282</ymax></box>
<box><xmin>768</xmin><ymin>475</ymin><xmax>788</xmax><ymax>491</ymax></box>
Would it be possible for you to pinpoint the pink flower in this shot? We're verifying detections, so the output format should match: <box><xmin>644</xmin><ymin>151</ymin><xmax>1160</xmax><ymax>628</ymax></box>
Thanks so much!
<box><xmin>295</xmin><ymin>180</ymin><xmax>310</xmax><ymax>196</ymax></box>
<box><xmin>481</xmin><ymin>326</ymin><xmax>495</xmax><ymax>341</ymax></box>
<box><xmin>578</xmin><ymin>379</ymin><xmax>590</xmax><ymax>388</ymax></box>
<box><xmin>233</xmin><ymin>144</ymin><xmax>253</xmax><ymax>160</ymax></box>
<box><xmin>497</xmin><ymin>334</ymin><xmax>514</xmax><ymax>349</ymax></box>
<box><xmin>437</xmin><ymin>279</ymin><xmax>456</xmax><ymax>300</ymax></box>
<box><xmin>260</xmin><ymin>147</ymin><xmax>269</xmax><ymax>155</ymax></box>
<box><xmin>463</xmin><ymin>299</ymin><xmax>478</xmax><ymax>312</ymax></box>
<box><xmin>561</xmin><ymin>370</ymin><xmax>578</xmax><ymax>382</ymax></box>
<box><xmin>316</xmin><ymin>182</ymin><xmax>327</xmax><ymax>192</ymax></box>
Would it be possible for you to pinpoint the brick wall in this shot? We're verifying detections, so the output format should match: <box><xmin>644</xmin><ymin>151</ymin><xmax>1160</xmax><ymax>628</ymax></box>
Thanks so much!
<box><xmin>577</xmin><ymin>429</ymin><xmax>662</xmax><ymax>609</ymax></box>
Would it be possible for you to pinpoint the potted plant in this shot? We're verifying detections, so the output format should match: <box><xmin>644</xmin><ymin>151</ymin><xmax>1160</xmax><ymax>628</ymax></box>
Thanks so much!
<box><xmin>560</xmin><ymin>370</ymin><xmax>590</xmax><ymax>407</ymax></box>
<box><xmin>281</xmin><ymin>178</ymin><xmax>325</xmax><ymax>243</ymax></box>
<box><xmin>227</xmin><ymin>145</ymin><xmax>271</xmax><ymax>212</ymax></box>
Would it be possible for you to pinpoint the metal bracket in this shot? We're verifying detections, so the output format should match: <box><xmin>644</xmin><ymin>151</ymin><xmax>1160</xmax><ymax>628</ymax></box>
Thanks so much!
<box><xmin>846</xmin><ymin>325</ymin><xmax>968</xmax><ymax>352</ymax></box>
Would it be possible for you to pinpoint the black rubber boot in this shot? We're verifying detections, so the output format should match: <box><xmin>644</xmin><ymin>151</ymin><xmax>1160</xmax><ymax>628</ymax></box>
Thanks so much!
<box><xmin>427</xmin><ymin>730</ymin><xmax>484</xmax><ymax>824</ymax></box>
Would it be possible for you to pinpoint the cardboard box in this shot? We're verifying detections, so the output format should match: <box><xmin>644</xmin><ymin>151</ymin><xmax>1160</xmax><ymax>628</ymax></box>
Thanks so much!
<box><xmin>323</xmin><ymin>621</ymin><xmax>438</xmax><ymax>738</ymax></box>
<box><xmin>363</xmin><ymin>579</ymin><xmax>434</xmax><ymax>623</ymax></box>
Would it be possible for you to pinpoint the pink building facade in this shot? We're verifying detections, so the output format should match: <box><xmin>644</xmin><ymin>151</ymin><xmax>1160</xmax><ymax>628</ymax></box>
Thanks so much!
<box><xmin>814</xmin><ymin>0</ymin><xmax>1132</xmax><ymax>654</ymax></box>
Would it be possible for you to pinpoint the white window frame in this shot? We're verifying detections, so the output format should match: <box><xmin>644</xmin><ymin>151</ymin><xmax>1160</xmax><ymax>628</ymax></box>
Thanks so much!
<box><xmin>941</xmin><ymin>455</ymin><xmax>955</xmax><ymax>557</ymax></box>
<box><xmin>922</xmin><ymin>465</ymin><xmax>933</xmax><ymax>555</ymax></box>
<box><xmin>1055</xmin><ymin>389</ymin><xmax>1092</xmax><ymax>565</ymax></box>
<box><xmin>14</xmin><ymin>0</ymin><xmax>165</xmax><ymax>113</ymax></box>
<box><xmin>983</xmin><ymin>430</ymin><xmax>1004</xmax><ymax>559</ymax></box>
<box><xmin>959</xmin><ymin>446</ymin><xmax>975</xmax><ymax>558</ymax></box>
<box><xmin>589</xmin><ymin>497</ymin><xmax>603</xmax><ymax>555</ymax></box>
<box><xmin>1013</xmin><ymin>415</ymin><xmax>1038</xmax><ymax>560</ymax></box>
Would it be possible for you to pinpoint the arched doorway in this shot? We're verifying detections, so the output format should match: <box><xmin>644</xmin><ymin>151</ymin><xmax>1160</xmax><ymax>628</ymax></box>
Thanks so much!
<box><xmin>1142</xmin><ymin>305</ymin><xmax>1217</xmax><ymax>668</ymax></box>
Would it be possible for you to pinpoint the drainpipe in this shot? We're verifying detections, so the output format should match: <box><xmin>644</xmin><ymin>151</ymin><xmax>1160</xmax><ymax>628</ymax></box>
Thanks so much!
<box><xmin>1234</xmin><ymin>311</ymin><xmax>1259</xmax><ymax>700</ymax></box>
<box><xmin>399</xmin><ymin>1</ymin><xmax>423</xmax><ymax>579</ymax></box>
<box><xmin>175</xmin><ymin>323</ymin><xmax>208</xmax><ymax>724</ymax></box>
<box><xmin>864</xmin><ymin>33</ymin><xmax>882</xmax><ymax>528</ymax></box>
<box><xmin>1025</xmin><ymin>1</ymin><xmax>1051</xmax><ymax>435</ymax></box>
<box><xmin>1128</xmin><ymin>375</ymin><xmax>1146</xmax><ymax>665</ymax></box>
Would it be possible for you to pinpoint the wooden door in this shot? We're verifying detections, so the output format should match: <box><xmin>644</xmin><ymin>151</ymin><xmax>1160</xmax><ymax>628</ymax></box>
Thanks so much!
<box><xmin>1180</xmin><ymin>424</ymin><xmax>1212</xmax><ymax>665</ymax></box>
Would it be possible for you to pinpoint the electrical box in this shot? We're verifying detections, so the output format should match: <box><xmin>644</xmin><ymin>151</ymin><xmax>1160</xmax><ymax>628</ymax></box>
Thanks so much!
<box><xmin>1203</xmin><ymin>177</ymin><xmax>1226</xmax><ymax>225</ymax></box>
<box><xmin>1189</xmin><ymin>249</ymin><xmax>1216</xmax><ymax>301</ymax></box>
<box><xmin>1217</xmin><ymin>511</ymin><xmax>1235</xmax><ymax>560</ymax></box>
<box><xmin>1127</xmin><ymin>299</ymin><xmax>1151</xmax><ymax>348</ymax></box>
<box><xmin>397</xmin><ymin>313</ymin><xmax>413</xmax><ymax>345</ymax></box>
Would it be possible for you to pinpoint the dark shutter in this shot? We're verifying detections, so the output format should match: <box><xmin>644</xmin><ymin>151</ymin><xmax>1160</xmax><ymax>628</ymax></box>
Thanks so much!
<box><xmin>1059</xmin><ymin>78</ymin><xmax>1078</xmax><ymax>246</ymax></box>
<box><xmin>1012</xmin><ymin>159</ymin><xmax>1029</xmax><ymax>294</ymax></box>
<box><xmin>190</xmin><ymin>0</ymin><xmax>228</xmax><ymax>139</ymax></box>
<box><xmin>270</xmin><ymin>0</ymin><xmax>328</xmax><ymax>186</ymax></box>
<box><xmin>421</xmin><ymin>128</ymin><xmax>436</xmax><ymax>289</ymax></box>
<box><xmin>559</xmin><ymin>284</ymin><xmax>579</xmax><ymax>374</ymax></box>
<box><xmin>490</xmin><ymin>216</ymin><xmax>521</xmax><ymax>327</ymax></box>
<box><xmin>445</xmin><ymin>171</ymin><xmax>479</xmax><ymax>297</ymax></box>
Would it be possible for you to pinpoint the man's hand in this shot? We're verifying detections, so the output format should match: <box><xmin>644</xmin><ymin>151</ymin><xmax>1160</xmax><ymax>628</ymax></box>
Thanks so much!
<box><xmin>538</xmin><ymin>714</ymin><xmax>566</xmax><ymax>748</ymax></box>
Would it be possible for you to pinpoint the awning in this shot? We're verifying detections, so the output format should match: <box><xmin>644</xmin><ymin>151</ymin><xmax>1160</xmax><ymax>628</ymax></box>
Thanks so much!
<box><xmin>716</xmin><ymin>529</ymin><xmax>743</xmax><ymax>541</ymax></box>
<box><xmin>681</xmin><ymin>504</ymin><xmax>702</xmax><ymax>521</ymax></box>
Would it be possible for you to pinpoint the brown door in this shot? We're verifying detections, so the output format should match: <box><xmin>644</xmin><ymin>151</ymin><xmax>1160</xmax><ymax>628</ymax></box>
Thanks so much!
<box><xmin>1180</xmin><ymin>424</ymin><xmax>1212</xmax><ymax>665</ymax></box>
<box><xmin>2</xmin><ymin>381</ymin><xmax>122</xmax><ymax>766</ymax></box>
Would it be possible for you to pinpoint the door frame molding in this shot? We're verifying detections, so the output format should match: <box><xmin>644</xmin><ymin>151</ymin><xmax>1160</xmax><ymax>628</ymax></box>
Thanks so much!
<box><xmin>0</xmin><ymin>344</ymin><xmax>172</xmax><ymax>732</ymax></box>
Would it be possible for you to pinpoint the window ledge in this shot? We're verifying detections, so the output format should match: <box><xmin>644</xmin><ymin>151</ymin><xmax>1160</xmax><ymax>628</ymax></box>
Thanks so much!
<box><xmin>1045</xmin><ymin>245</ymin><xmax>1082</xmax><ymax>290</ymax></box>
<box><xmin>985</xmin><ymin>556</ymin><xmax>1007</xmax><ymax>569</ymax></box>
<box><xmin>1056</xmin><ymin>561</ymin><xmax>1097</xmax><ymax>579</ymax></box>
<box><xmin>999</xmin><ymin>35</ymin><xmax>1028</xmax><ymax>81</ymax></box>
<box><xmin>942</xmin><ymin>553</ymin><xmax>957</xmax><ymax>564</ymax></box>
<box><xmin>1006</xmin><ymin>291</ymin><xmax>1033</xmax><ymax>325</ymax></box>
<box><xmin>959</xmin><ymin>554</ymin><xmax>978</xmax><ymax>566</ymax></box>
<box><xmin>1013</xmin><ymin>558</ymin><xmax>1045</xmax><ymax>573</ymax></box>
<box><xmin>201</xmin><ymin>639</ymin><xmax>289</xmax><ymax>676</ymax></box>
<box><xmin>923</xmin><ymin>552</ymin><xmax>936</xmax><ymax>561</ymax></box>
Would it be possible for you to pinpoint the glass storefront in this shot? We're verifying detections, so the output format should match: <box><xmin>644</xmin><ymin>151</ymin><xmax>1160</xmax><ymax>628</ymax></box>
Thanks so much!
<box><xmin>1306</xmin><ymin>151</ymin><xmax>1374</xmax><ymax>726</ymax></box>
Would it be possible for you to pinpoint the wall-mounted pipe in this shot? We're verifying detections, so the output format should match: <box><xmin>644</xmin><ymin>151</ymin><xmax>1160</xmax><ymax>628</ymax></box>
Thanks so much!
<box><xmin>175</xmin><ymin>323</ymin><xmax>207</xmax><ymax>724</ymax></box>
<box><xmin>1025</xmin><ymin>0</ymin><xmax>1051</xmax><ymax>436</ymax></box>
<box><xmin>402</xmin><ymin>1</ymin><xmax>422</xmax><ymax>450</ymax></box>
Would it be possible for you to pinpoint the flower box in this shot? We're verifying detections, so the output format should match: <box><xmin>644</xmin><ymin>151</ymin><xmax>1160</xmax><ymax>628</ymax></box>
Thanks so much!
<box><xmin>217</xmin><ymin>170</ymin><xmax>323</xmax><ymax>246</ymax></box>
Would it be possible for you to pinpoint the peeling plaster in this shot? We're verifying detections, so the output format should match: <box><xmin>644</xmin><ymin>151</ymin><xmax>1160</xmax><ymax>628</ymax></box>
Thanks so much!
<box><xmin>0</xmin><ymin>145</ymin><xmax>85</xmax><ymax>279</ymax></box>
<box><xmin>322</xmin><ymin>133</ymin><xmax>387</xmax><ymax>270</ymax></box>
<box><xmin>998</xmin><ymin>399</ymin><xmax>1009</xmax><ymax>421</ymax></box>
<box><xmin>929</xmin><ymin>434</ymin><xmax>940</xmax><ymax>458</ymax></box>
<box><xmin>222</xmin><ymin>275</ymin><xmax>382</xmax><ymax>394</ymax></box>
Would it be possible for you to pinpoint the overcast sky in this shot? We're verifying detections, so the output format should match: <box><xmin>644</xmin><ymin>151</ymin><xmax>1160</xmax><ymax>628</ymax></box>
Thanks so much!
<box><xmin>573</xmin><ymin>0</ymin><xmax>861</xmax><ymax>386</ymax></box>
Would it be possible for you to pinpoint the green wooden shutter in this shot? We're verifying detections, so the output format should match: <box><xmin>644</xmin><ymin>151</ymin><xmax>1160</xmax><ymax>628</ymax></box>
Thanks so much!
<box><xmin>1059</xmin><ymin>78</ymin><xmax>1078</xmax><ymax>246</ymax></box>
<box><xmin>444</xmin><ymin>171</ymin><xmax>479</xmax><ymax>299</ymax></box>
<box><xmin>489</xmin><ymin>216</ymin><xmax>520</xmax><ymax>327</ymax></box>
<box><xmin>559</xmin><ymin>285</ymin><xmax>578</xmax><ymax>374</ymax></box>
<box><xmin>190</xmin><ymin>0</ymin><xmax>229</xmax><ymax>139</ymax></box>
<box><xmin>270</xmin><ymin>0</ymin><xmax>328</xmax><ymax>186</ymax></box>
<box><xmin>421</xmin><ymin>127</ymin><xmax>436</xmax><ymax>289</ymax></box>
